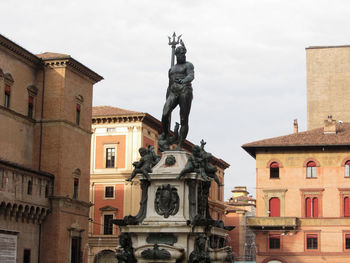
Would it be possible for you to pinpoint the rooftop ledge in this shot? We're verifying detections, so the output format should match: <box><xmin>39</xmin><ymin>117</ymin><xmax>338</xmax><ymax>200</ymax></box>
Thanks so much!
<box><xmin>247</xmin><ymin>217</ymin><xmax>297</xmax><ymax>230</ymax></box>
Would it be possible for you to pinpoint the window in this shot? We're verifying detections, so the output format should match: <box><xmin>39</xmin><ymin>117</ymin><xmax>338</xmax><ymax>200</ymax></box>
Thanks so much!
<box><xmin>306</xmin><ymin>234</ymin><xmax>318</xmax><ymax>250</ymax></box>
<box><xmin>45</xmin><ymin>184</ymin><xmax>49</xmax><ymax>198</ymax></box>
<box><xmin>103</xmin><ymin>214</ymin><xmax>113</xmax><ymax>235</ymax></box>
<box><xmin>344</xmin><ymin>197</ymin><xmax>350</xmax><ymax>217</ymax></box>
<box><xmin>106</xmin><ymin>148</ymin><xmax>115</xmax><ymax>168</ymax></box>
<box><xmin>4</xmin><ymin>85</ymin><xmax>10</xmax><ymax>108</ymax></box>
<box><xmin>345</xmin><ymin>161</ymin><xmax>350</xmax><ymax>178</ymax></box>
<box><xmin>73</xmin><ymin>178</ymin><xmax>79</xmax><ymax>199</ymax></box>
<box><xmin>75</xmin><ymin>104</ymin><xmax>81</xmax><ymax>125</ymax></box>
<box><xmin>269</xmin><ymin>197</ymin><xmax>280</xmax><ymax>217</ymax></box>
<box><xmin>105</xmin><ymin>186</ymin><xmax>114</xmax><ymax>198</ymax></box>
<box><xmin>27</xmin><ymin>180</ymin><xmax>32</xmax><ymax>195</ymax></box>
<box><xmin>305</xmin><ymin>197</ymin><xmax>319</xmax><ymax>218</ymax></box>
<box><xmin>107</xmin><ymin>128</ymin><xmax>116</xmax><ymax>132</ymax></box>
<box><xmin>345</xmin><ymin>234</ymin><xmax>350</xmax><ymax>250</ymax></box>
<box><xmin>306</xmin><ymin>161</ymin><xmax>317</xmax><ymax>178</ymax></box>
<box><xmin>269</xmin><ymin>234</ymin><xmax>280</xmax><ymax>249</ymax></box>
<box><xmin>28</xmin><ymin>95</ymin><xmax>34</xmax><ymax>118</ymax></box>
<box><xmin>71</xmin><ymin>236</ymin><xmax>81</xmax><ymax>263</ymax></box>
<box><xmin>270</xmin><ymin>162</ymin><xmax>279</xmax><ymax>179</ymax></box>
<box><xmin>23</xmin><ymin>249</ymin><xmax>31</xmax><ymax>263</ymax></box>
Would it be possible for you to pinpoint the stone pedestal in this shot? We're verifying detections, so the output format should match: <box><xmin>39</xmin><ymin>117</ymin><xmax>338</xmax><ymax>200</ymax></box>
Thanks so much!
<box><xmin>117</xmin><ymin>151</ymin><xmax>234</xmax><ymax>263</ymax></box>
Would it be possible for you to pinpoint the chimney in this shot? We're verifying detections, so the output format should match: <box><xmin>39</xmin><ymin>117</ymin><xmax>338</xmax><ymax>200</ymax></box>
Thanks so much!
<box><xmin>293</xmin><ymin>119</ymin><xmax>298</xmax><ymax>134</ymax></box>
<box><xmin>323</xmin><ymin>115</ymin><xmax>336</xmax><ymax>134</ymax></box>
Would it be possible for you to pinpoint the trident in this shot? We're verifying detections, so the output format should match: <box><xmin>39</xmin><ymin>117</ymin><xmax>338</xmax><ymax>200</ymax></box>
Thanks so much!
<box><xmin>168</xmin><ymin>32</ymin><xmax>182</xmax><ymax>67</ymax></box>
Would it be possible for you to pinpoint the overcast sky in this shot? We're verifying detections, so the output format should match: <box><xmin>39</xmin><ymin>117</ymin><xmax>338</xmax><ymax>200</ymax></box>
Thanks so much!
<box><xmin>2</xmin><ymin>0</ymin><xmax>350</xmax><ymax>200</ymax></box>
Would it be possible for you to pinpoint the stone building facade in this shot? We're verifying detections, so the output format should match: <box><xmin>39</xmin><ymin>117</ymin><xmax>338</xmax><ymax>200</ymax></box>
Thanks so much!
<box><xmin>0</xmin><ymin>34</ymin><xmax>102</xmax><ymax>262</ymax></box>
<box><xmin>88</xmin><ymin>106</ymin><xmax>229</xmax><ymax>263</ymax></box>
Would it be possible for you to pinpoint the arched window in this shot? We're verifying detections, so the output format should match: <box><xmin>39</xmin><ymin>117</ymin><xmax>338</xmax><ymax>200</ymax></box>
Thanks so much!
<box><xmin>306</xmin><ymin>161</ymin><xmax>317</xmax><ymax>178</ymax></box>
<box><xmin>344</xmin><ymin>197</ymin><xmax>350</xmax><ymax>217</ymax></box>
<box><xmin>312</xmin><ymin>197</ymin><xmax>319</xmax><ymax>218</ymax></box>
<box><xmin>270</xmin><ymin>162</ymin><xmax>279</xmax><ymax>179</ymax></box>
<box><xmin>269</xmin><ymin>197</ymin><xmax>280</xmax><ymax>217</ymax></box>
<box><xmin>345</xmin><ymin>161</ymin><xmax>350</xmax><ymax>178</ymax></box>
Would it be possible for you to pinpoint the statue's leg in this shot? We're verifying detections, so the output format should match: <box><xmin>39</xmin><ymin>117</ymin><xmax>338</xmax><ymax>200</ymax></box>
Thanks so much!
<box><xmin>177</xmin><ymin>90</ymin><xmax>193</xmax><ymax>149</ymax></box>
<box><xmin>162</xmin><ymin>93</ymin><xmax>178</xmax><ymax>137</ymax></box>
<box><xmin>126</xmin><ymin>170</ymin><xmax>137</xmax><ymax>181</ymax></box>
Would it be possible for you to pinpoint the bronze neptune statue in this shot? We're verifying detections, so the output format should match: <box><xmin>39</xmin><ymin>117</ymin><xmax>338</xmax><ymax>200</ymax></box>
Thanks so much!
<box><xmin>161</xmin><ymin>33</ymin><xmax>194</xmax><ymax>150</ymax></box>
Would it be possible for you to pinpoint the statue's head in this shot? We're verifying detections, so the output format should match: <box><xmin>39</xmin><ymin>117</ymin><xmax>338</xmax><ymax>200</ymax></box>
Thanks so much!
<box><xmin>139</xmin><ymin>147</ymin><xmax>147</xmax><ymax>156</ymax></box>
<box><xmin>192</xmin><ymin>145</ymin><xmax>201</xmax><ymax>156</ymax></box>
<box><xmin>195</xmin><ymin>234</ymin><xmax>207</xmax><ymax>251</ymax></box>
<box><xmin>175</xmin><ymin>46</ymin><xmax>186</xmax><ymax>64</ymax></box>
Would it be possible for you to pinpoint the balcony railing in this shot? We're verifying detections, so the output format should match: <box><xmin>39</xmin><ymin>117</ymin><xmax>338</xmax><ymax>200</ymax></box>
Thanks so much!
<box><xmin>247</xmin><ymin>217</ymin><xmax>297</xmax><ymax>230</ymax></box>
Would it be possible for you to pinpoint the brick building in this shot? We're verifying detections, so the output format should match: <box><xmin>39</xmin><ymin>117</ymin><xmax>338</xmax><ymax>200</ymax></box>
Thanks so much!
<box><xmin>88</xmin><ymin>106</ymin><xmax>229</xmax><ymax>263</ymax></box>
<box><xmin>225</xmin><ymin>186</ymin><xmax>256</xmax><ymax>262</ymax></box>
<box><xmin>0</xmin><ymin>34</ymin><xmax>102</xmax><ymax>262</ymax></box>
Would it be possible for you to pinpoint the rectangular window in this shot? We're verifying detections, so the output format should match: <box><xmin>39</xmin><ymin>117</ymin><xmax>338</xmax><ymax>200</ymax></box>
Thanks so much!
<box><xmin>71</xmin><ymin>236</ymin><xmax>81</xmax><ymax>263</ymax></box>
<box><xmin>4</xmin><ymin>85</ymin><xmax>10</xmax><ymax>108</ymax></box>
<box><xmin>306</xmin><ymin>234</ymin><xmax>318</xmax><ymax>250</ymax></box>
<box><xmin>76</xmin><ymin>104</ymin><xmax>81</xmax><ymax>125</ymax></box>
<box><xmin>269</xmin><ymin>234</ymin><xmax>280</xmax><ymax>249</ymax></box>
<box><xmin>73</xmin><ymin>178</ymin><xmax>79</xmax><ymax>199</ymax></box>
<box><xmin>107</xmin><ymin>128</ymin><xmax>116</xmax><ymax>132</ymax></box>
<box><xmin>104</xmin><ymin>214</ymin><xmax>113</xmax><ymax>235</ymax></box>
<box><xmin>106</xmin><ymin>148</ymin><xmax>115</xmax><ymax>168</ymax></box>
<box><xmin>27</xmin><ymin>180</ymin><xmax>32</xmax><ymax>195</ymax></box>
<box><xmin>28</xmin><ymin>96</ymin><xmax>34</xmax><ymax>118</ymax></box>
<box><xmin>105</xmin><ymin>186</ymin><xmax>114</xmax><ymax>198</ymax></box>
<box><xmin>23</xmin><ymin>249</ymin><xmax>31</xmax><ymax>263</ymax></box>
<box><xmin>345</xmin><ymin>234</ymin><xmax>350</xmax><ymax>250</ymax></box>
<box><xmin>307</xmin><ymin>167</ymin><xmax>317</xmax><ymax>178</ymax></box>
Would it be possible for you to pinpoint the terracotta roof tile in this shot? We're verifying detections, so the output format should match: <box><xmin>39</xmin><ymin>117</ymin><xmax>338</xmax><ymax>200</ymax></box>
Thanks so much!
<box><xmin>92</xmin><ymin>106</ymin><xmax>142</xmax><ymax>116</ymax></box>
<box><xmin>243</xmin><ymin>123</ymin><xmax>350</xmax><ymax>148</ymax></box>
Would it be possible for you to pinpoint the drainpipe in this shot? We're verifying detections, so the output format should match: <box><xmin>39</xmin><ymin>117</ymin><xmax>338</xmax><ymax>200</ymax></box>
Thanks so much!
<box><xmin>38</xmin><ymin>62</ymin><xmax>46</xmax><ymax>171</ymax></box>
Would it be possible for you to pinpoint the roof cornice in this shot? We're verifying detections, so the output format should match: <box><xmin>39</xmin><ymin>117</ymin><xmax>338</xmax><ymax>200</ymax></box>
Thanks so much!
<box><xmin>0</xmin><ymin>34</ymin><xmax>41</xmax><ymax>66</ymax></box>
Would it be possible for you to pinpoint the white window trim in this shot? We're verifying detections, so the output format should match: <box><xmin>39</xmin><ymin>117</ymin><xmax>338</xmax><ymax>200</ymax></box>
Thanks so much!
<box><xmin>104</xmin><ymin>144</ymin><xmax>117</xmax><ymax>169</ymax></box>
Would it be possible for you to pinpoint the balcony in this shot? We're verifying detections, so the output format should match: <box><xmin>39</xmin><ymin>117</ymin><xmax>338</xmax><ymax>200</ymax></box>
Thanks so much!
<box><xmin>247</xmin><ymin>217</ymin><xmax>297</xmax><ymax>230</ymax></box>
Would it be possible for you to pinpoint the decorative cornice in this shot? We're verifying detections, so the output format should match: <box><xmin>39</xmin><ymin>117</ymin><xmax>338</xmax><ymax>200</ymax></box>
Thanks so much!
<box><xmin>0</xmin><ymin>34</ymin><xmax>42</xmax><ymax>66</ymax></box>
<box><xmin>43</xmin><ymin>57</ymin><xmax>103</xmax><ymax>83</ymax></box>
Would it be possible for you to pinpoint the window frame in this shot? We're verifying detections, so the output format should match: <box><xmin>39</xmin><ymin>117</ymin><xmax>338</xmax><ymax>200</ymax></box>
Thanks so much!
<box><xmin>75</xmin><ymin>103</ymin><xmax>81</xmax><ymax>126</ymax></box>
<box><xmin>104</xmin><ymin>186</ymin><xmax>115</xmax><ymax>199</ymax></box>
<box><xmin>73</xmin><ymin>178</ymin><xmax>79</xmax><ymax>200</ymax></box>
<box><xmin>306</xmin><ymin>161</ymin><xmax>317</xmax><ymax>178</ymax></box>
<box><xmin>270</xmin><ymin>162</ymin><xmax>280</xmax><ymax>179</ymax></box>
<box><xmin>268</xmin><ymin>234</ymin><xmax>281</xmax><ymax>250</ymax></box>
<box><xmin>27</xmin><ymin>180</ymin><xmax>33</xmax><ymax>195</ymax></box>
<box><xmin>344</xmin><ymin>232</ymin><xmax>350</xmax><ymax>251</ymax></box>
<box><xmin>300</xmin><ymin>189</ymin><xmax>324</xmax><ymax>218</ymax></box>
<box><xmin>4</xmin><ymin>85</ymin><xmax>10</xmax><ymax>108</ymax></box>
<box><xmin>103</xmin><ymin>214</ymin><xmax>114</xmax><ymax>235</ymax></box>
<box><xmin>104</xmin><ymin>145</ymin><xmax>117</xmax><ymax>168</ymax></box>
<box><xmin>305</xmin><ymin>233</ymin><xmax>319</xmax><ymax>251</ymax></box>
<box><xmin>339</xmin><ymin>188</ymin><xmax>350</xmax><ymax>217</ymax></box>
<box><xmin>345</xmin><ymin>160</ymin><xmax>350</xmax><ymax>178</ymax></box>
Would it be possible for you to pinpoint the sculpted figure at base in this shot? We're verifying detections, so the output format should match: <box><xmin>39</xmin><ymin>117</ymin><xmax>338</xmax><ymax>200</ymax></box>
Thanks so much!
<box><xmin>126</xmin><ymin>146</ymin><xmax>160</xmax><ymax>181</ymax></box>
<box><xmin>177</xmin><ymin>140</ymin><xmax>224</xmax><ymax>187</ymax></box>
<box><xmin>161</xmin><ymin>41</ymin><xmax>194</xmax><ymax>150</ymax></box>
<box><xmin>189</xmin><ymin>233</ymin><xmax>211</xmax><ymax>263</ymax></box>
<box><xmin>116</xmin><ymin>233</ymin><xmax>137</xmax><ymax>263</ymax></box>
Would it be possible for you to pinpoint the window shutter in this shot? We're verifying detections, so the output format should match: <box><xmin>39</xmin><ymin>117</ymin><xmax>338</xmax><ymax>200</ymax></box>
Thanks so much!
<box><xmin>307</xmin><ymin>234</ymin><xmax>318</xmax><ymax>239</ymax></box>
<box><xmin>305</xmin><ymin>198</ymin><xmax>312</xmax><ymax>218</ymax></box>
<box><xmin>307</xmin><ymin>167</ymin><xmax>312</xmax><ymax>178</ymax></box>
<box><xmin>5</xmin><ymin>85</ymin><xmax>10</xmax><ymax>95</ymax></box>
<box><xmin>28</xmin><ymin>96</ymin><xmax>34</xmax><ymax>106</ymax></box>
<box><xmin>76</xmin><ymin>104</ymin><xmax>81</xmax><ymax>111</ymax></box>
<box><xmin>313</xmin><ymin>197</ymin><xmax>319</xmax><ymax>218</ymax></box>
<box><xmin>344</xmin><ymin>197</ymin><xmax>350</xmax><ymax>217</ymax></box>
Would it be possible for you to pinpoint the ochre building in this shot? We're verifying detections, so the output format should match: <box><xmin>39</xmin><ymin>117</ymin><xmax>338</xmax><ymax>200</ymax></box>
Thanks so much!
<box><xmin>0</xmin><ymin>34</ymin><xmax>102</xmax><ymax>262</ymax></box>
<box><xmin>244</xmin><ymin>118</ymin><xmax>350</xmax><ymax>263</ymax></box>
<box><xmin>88</xmin><ymin>106</ymin><xmax>229</xmax><ymax>262</ymax></box>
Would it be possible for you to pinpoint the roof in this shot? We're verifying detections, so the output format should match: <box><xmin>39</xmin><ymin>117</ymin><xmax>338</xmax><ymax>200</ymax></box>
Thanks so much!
<box><xmin>36</xmin><ymin>52</ymin><xmax>71</xmax><ymax>60</ymax></box>
<box><xmin>92</xmin><ymin>106</ymin><xmax>141</xmax><ymax>116</ymax></box>
<box><xmin>306</xmin><ymin>45</ymin><xmax>350</xmax><ymax>50</ymax></box>
<box><xmin>242</xmin><ymin>122</ymin><xmax>350</xmax><ymax>157</ymax></box>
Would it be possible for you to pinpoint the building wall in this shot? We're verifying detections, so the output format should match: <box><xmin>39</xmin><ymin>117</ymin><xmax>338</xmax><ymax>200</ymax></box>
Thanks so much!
<box><xmin>307</xmin><ymin>46</ymin><xmax>350</xmax><ymax>130</ymax></box>
<box><xmin>254</xmin><ymin>149</ymin><xmax>350</xmax><ymax>263</ymax></box>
